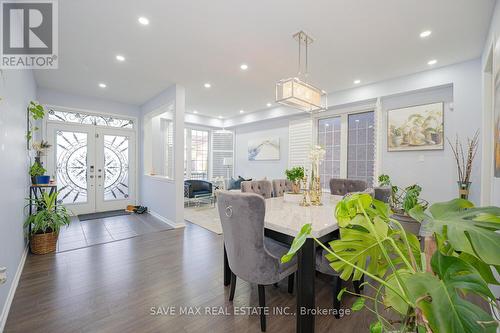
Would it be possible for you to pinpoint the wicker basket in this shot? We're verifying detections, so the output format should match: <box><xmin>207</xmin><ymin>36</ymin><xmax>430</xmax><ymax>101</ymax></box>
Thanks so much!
<box><xmin>30</xmin><ymin>231</ymin><xmax>58</xmax><ymax>255</ymax></box>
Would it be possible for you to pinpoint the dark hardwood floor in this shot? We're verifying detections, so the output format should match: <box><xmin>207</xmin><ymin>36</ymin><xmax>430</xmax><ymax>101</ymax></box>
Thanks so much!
<box><xmin>5</xmin><ymin>223</ymin><xmax>379</xmax><ymax>332</ymax></box>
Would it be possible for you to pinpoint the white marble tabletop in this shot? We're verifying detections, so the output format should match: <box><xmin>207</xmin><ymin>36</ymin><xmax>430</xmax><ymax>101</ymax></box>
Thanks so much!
<box><xmin>264</xmin><ymin>193</ymin><xmax>342</xmax><ymax>238</ymax></box>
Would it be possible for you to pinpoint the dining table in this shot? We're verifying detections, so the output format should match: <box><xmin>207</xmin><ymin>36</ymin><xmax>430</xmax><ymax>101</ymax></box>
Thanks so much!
<box><xmin>223</xmin><ymin>193</ymin><xmax>342</xmax><ymax>333</ymax></box>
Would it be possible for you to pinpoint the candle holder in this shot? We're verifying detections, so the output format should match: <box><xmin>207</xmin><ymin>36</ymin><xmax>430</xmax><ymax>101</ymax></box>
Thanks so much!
<box><xmin>299</xmin><ymin>177</ymin><xmax>310</xmax><ymax>207</ymax></box>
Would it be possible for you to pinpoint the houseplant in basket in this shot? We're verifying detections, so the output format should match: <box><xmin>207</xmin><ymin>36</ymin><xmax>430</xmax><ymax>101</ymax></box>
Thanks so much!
<box><xmin>24</xmin><ymin>191</ymin><xmax>70</xmax><ymax>254</ymax></box>
<box><xmin>378</xmin><ymin>174</ymin><xmax>428</xmax><ymax>235</ymax></box>
<box><xmin>285</xmin><ymin>166</ymin><xmax>305</xmax><ymax>194</ymax></box>
<box><xmin>281</xmin><ymin>193</ymin><xmax>500</xmax><ymax>332</ymax></box>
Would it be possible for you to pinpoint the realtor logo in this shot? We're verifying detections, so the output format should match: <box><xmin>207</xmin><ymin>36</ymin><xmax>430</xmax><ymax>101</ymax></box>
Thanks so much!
<box><xmin>1</xmin><ymin>0</ymin><xmax>58</xmax><ymax>68</ymax></box>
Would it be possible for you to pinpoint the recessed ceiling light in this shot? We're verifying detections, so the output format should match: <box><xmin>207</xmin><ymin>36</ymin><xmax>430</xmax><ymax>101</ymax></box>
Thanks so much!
<box><xmin>204</xmin><ymin>83</ymin><xmax>211</xmax><ymax>88</ymax></box>
<box><xmin>116</xmin><ymin>55</ymin><xmax>125</xmax><ymax>62</ymax></box>
<box><xmin>239</xmin><ymin>110</ymin><xmax>245</xmax><ymax>114</ymax></box>
<box><xmin>240</xmin><ymin>64</ymin><xmax>248</xmax><ymax>70</ymax></box>
<box><xmin>138</xmin><ymin>17</ymin><xmax>149</xmax><ymax>25</ymax></box>
<box><xmin>354</xmin><ymin>79</ymin><xmax>361</xmax><ymax>84</ymax></box>
<box><xmin>98</xmin><ymin>83</ymin><xmax>107</xmax><ymax>88</ymax></box>
<box><xmin>427</xmin><ymin>59</ymin><xmax>437</xmax><ymax>66</ymax></box>
<box><xmin>193</xmin><ymin>110</ymin><xmax>198</xmax><ymax>114</ymax></box>
<box><xmin>218</xmin><ymin>115</ymin><xmax>223</xmax><ymax>119</ymax></box>
<box><xmin>266</xmin><ymin>103</ymin><xmax>272</xmax><ymax>107</ymax></box>
<box><xmin>420</xmin><ymin>30</ymin><xmax>432</xmax><ymax>38</ymax></box>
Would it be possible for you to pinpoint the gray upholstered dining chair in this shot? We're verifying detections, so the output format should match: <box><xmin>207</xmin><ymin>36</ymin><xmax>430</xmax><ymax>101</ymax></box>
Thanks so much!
<box><xmin>374</xmin><ymin>186</ymin><xmax>392</xmax><ymax>203</ymax></box>
<box><xmin>240</xmin><ymin>180</ymin><xmax>273</xmax><ymax>199</ymax></box>
<box><xmin>271</xmin><ymin>179</ymin><xmax>293</xmax><ymax>197</ymax></box>
<box><xmin>329</xmin><ymin>178</ymin><xmax>368</xmax><ymax>196</ymax></box>
<box><xmin>217</xmin><ymin>191</ymin><xmax>297</xmax><ymax>331</ymax></box>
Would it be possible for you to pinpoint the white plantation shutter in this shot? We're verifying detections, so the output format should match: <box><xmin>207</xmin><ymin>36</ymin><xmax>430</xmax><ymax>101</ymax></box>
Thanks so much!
<box><xmin>211</xmin><ymin>130</ymin><xmax>234</xmax><ymax>178</ymax></box>
<box><xmin>289</xmin><ymin>118</ymin><xmax>313</xmax><ymax>169</ymax></box>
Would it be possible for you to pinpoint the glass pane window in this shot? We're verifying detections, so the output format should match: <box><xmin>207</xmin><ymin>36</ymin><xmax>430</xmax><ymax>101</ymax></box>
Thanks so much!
<box><xmin>347</xmin><ymin>112</ymin><xmax>375</xmax><ymax>186</ymax></box>
<box><xmin>49</xmin><ymin>110</ymin><xmax>133</xmax><ymax>129</ymax></box>
<box><xmin>56</xmin><ymin>130</ymin><xmax>88</xmax><ymax>204</ymax></box>
<box><xmin>318</xmin><ymin>117</ymin><xmax>341</xmax><ymax>190</ymax></box>
<box><xmin>188</xmin><ymin>129</ymin><xmax>209</xmax><ymax>180</ymax></box>
<box><xmin>103</xmin><ymin>135</ymin><xmax>129</xmax><ymax>201</ymax></box>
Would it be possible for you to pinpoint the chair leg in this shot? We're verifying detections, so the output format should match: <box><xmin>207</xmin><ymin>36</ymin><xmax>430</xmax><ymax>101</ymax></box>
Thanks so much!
<box><xmin>229</xmin><ymin>272</ymin><xmax>237</xmax><ymax>301</ymax></box>
<box><xmin>353</xmin><ymin>275</ymin><xmax>364</xmax><ymax>294</ymax></box>
<box><xmin>288</xmin><ymin>273</ymin><xmax>294</xmax><ymax>294</ymax></box>
<box><xmin>332</xmin><ymin>276</ymin><xmax>342</xmax><ymax>319</ymax></box>
<box><xmin>258</xmin><ymin>284</ymin><xmax>266</xmax><ymax>332</ymax></box>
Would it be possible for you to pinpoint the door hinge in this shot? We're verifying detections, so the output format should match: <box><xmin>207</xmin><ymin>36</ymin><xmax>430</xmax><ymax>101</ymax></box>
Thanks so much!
<box><xmin>95</xmin><ymin>133</ymin><xmax>99</xmax><ymax>138</ymax></box>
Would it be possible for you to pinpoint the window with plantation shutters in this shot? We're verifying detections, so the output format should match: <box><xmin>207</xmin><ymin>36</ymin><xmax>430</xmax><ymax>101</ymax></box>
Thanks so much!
<box><xmin>288</xmin><ymin>118</ymin><xmax>313</xmax><ymax>169</ymax></box>
<box><xmin>211</xmin><ymin>130</ymin><xmax>234</xmax><ymax>179</ymax></box>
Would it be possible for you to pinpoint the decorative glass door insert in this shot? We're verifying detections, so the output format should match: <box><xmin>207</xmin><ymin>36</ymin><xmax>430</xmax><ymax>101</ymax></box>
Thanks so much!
<box><xmin>103</xmin><ymin>134</ymin><xmax>129</xmax><ymax>201</ymax></box>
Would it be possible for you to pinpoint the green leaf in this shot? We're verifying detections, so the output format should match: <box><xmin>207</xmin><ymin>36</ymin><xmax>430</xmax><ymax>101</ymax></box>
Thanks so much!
<box><xmin>369</xmin><ymin>321</ymin><xmax>383</xmax><ymax>333</ymax></box>
<box><xmin>458</xmin><ymin>252</ymin><xmax>499</xmax><ymax>285</ymax></box>
<box><xmin>408</xmin><ymin>204</ymin><xmax>428</xmax><ymax>222</ymax></box>
<box><xmin>424</xmin><ymin>199</ymin><xmax>500</xmax><ymax>265</ymax></box>
<box><xmin>351</xmin><ymin>297</ymin><xmax>365</xmax><ymax>311</ymax></box>
<box><xmin>281</xmin><ymin>223</ymin><xmax>311</xmax><ymax>263</ymax></box>
<box><xmin>385</xmin><ymin>252</ymin><xmax>497</xmax><ymax>333</ymax></box>
<box><xmin>337</xmin><ymin>287</ymin><xmax>347</xmax><ymax>301</ymax></box>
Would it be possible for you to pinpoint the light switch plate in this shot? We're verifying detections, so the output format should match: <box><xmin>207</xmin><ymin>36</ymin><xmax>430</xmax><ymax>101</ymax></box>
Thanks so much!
<box><xmin>418</xmin><ymin>155</ymin><xmax>425</xmax><ymax>162</ymax></box>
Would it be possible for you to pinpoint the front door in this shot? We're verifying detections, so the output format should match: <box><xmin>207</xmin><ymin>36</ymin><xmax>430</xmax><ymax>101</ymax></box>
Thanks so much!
<box><xmin>46</xmin><ymin>122</ymin><xmax>136</xmax><ymax>215</ymax></box>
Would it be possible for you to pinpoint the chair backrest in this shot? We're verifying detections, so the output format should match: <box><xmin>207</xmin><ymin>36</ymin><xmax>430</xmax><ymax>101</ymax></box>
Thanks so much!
<box><xmin>374</xmin><ymin>186</ymin><xmax>392</xmax><ymax>203</ymax></box>
<box><xmin>240</xmin><ymin>180</ymin><xmax>273</xmax><ymax>198</ymax></box>
<box><xmin>271</xmin><ymin>179</ymin><xmax>293</xmax><ymax>197</ymax></box>
<box><xmin>329</xmin><ymin>178</ymin><xmax>368</xmax><ymax>196</ymax></box>
<box><xmin>217</xmin><ymin>191</ymin><xmax>279</xmax><ymax>284</ymax></box>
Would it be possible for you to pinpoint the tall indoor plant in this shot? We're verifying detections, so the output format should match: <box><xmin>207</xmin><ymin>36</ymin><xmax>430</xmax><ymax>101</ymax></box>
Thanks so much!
<box><xmin>282</xmin><ymin>193</ymin><xmax>500</xmax><ymax>332</ymax></box>
<box><xmin>24</xmin><ymin>191</ymin><xmax>70</xmax><ymax>254</ymax></box>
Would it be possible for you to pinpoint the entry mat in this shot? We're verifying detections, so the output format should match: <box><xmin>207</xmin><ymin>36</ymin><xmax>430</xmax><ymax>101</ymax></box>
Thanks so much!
<box><xmin>78</xmin><ymin>210</ymin><xmax>131</xmax><ymax>221</ymax></box>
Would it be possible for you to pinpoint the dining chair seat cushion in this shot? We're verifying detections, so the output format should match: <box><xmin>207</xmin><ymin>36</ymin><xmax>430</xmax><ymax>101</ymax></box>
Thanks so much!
<box><xmin>315</xmin><ymin>249</ymin><xmax>339</xmax><ymax>275</ymax></box>
<box><xmin>264</xmin><ymin>237</ymin><xmax>297</xmax><ymax>277</ymax></box>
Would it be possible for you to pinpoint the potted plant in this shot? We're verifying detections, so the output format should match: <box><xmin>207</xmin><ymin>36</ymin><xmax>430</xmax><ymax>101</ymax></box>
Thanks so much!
<box><xmin>24</xmin><ymin>191</ymin><xmax>70</xmax><ymax>254</ymax></box>
<box><xmin>32</xmin><ymin>140</ymin><xmax>52</xmax><ymax>160</ymax></box>
<box><xmin>285</xmin><ymin>166</ymin><xmax>305</xmax><ymax>194</ymax></box>
<box><xmin>378</xmin><ymin>174</ymin><xmax>428</xmax><ymax>235</ymax></box>
<box><xmin>29</xmin><ymin>161</ymin><xmax>50</xmax><ymax>185</ymax></box>
<box><xmin>282</xmin><ymin>193</ymin><xmax>500</xmax><ymax>332</ymax></box>
<box><xmin>447</xmin><ymin>130</ymin><xmax>479</xmax><ymax>199</ymax></box>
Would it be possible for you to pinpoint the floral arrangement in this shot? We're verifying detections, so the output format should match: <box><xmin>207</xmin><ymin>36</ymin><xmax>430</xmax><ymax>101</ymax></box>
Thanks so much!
<box><xmin>308</xmin><ymin>145</ymin><xmax>326</xmax><ymax>163</ymax></box>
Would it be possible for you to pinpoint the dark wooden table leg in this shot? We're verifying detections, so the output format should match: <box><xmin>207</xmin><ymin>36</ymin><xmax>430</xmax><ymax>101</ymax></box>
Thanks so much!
<box><xmin>296</xmin><ymin>238</ymin><xmax>315</xmax><ymax>333</ymax></box>
<box><xmin>223</xmin><ymin>244</ymin><xmax>231</xmax><ymax>286</ymax></box>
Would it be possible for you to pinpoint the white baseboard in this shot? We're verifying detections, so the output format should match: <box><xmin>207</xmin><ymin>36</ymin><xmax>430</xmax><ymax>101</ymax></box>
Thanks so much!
<box><xmin>0</xmin><ymin>245</ymin><xmax>28</xmax><ymax>333</ymax></box>
<box><xmin>148</xmin><ymin>210</ymin><xmax>185</xmax><ymax>229</ymax></box>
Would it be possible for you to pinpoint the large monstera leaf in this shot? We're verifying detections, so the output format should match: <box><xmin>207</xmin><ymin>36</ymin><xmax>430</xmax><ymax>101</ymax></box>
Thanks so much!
<box><xmin>384</xmin><ymin>251</ymin><xmax>497</xmax><ymax>333</ymax></box>
<box><xmin>326</xmin><ymin>214</ymin><xmax>390</xmax><ymax>280</ymax></box>
<box><xmin>410</xmin><ymin>198</ymin><xmax>500</xmax><ymax>266</ymax></box>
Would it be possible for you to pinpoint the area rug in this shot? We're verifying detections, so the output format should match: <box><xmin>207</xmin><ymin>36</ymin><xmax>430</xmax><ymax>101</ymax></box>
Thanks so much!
<box><xmin>184</xmin><ymin>205</ymin><xmax>223</xmax><ymax>234</ymax></box>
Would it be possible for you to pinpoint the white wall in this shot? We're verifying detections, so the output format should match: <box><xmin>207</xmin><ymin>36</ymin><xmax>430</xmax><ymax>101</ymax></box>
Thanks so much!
<box><xmin>481</xmin><ymin>0</ymin><xmax>500</xmax><ymax>206</ymax></box>
<box><xmin>0</xmin><ymin>69</ymin><xmax>37</xmax><ymax>329</ymax></box>
<box><xmin>231</xmin><ymin>59</ymin><xmax>483</xmax><ymax>204</ymax></box>
<box><xmin>140</xmin><ymin>85</ymin><xmax>185</xmax><ymax>227</ymax></box>
<box><xmin>234</xmin><ymin>117</ymin><xmax>294</xmax><ymax>180</ymax></box>
<box><xmin>37</xmin><ymin>87</ymin><xmax>141</xmax><ymax>118</ymax></box>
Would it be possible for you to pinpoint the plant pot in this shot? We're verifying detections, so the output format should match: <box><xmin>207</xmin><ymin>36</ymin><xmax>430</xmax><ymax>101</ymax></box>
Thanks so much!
<box><xmin>457</xmin><ymin>181</ymin><xmax>471</xmax><ymax>200</ymax></box>
<box><xmin>291</xmin><ymin>181</ymin><xmax>300</xmax><ymax>194</ymax></box>
<box><xmin>33</xmin><ymin>175</ymin><xmax>50</xmax><ymax>185</ymax></box>
<box><xmin>391</xmin><ymin>212</ymin><xmax>421</xmax><ymax>236</ymax></box>
<box><xmin>30</xmin><ymin>231</ymin><xmax>58</xmax><ymax>255</ymax></box>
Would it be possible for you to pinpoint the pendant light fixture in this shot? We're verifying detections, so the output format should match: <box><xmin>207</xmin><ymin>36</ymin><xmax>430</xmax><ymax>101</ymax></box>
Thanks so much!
<box><xmin>275</xmin><ymin>31</ymin><xmax>327</xmax><ymax>113</ymax></box>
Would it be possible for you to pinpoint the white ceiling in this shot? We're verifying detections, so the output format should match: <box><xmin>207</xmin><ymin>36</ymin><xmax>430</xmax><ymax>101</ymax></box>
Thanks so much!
<box><xmin>34</xmin><ymin>0</ymin><xmax>495</xmax><ymax>118</ymax></box>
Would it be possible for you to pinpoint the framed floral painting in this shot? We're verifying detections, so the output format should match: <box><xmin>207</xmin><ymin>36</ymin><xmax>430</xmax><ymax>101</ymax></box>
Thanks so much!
<box><xmin>387</xmin><ymin>102</ymin><xmax>444</xmax><ymax>152</ymax></box>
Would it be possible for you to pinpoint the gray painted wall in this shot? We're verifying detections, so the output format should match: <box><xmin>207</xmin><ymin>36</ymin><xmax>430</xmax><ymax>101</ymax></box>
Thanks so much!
<box><xmin>234</xmin><ymin>117</ymin><xmax>292</xmax><ymax>180</ymax></box>
<box><xmin>0</xmin><ymin>69</ymin><xmax>37</xmax><ymax>325</ymax></box>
